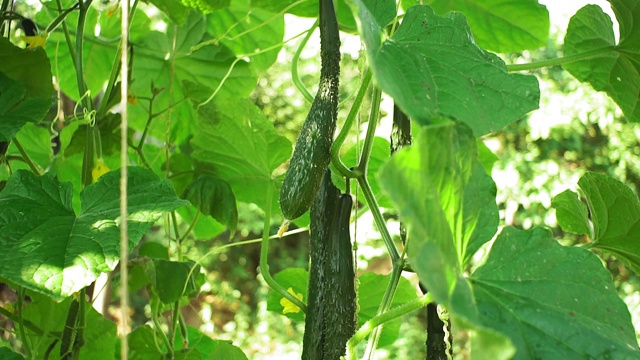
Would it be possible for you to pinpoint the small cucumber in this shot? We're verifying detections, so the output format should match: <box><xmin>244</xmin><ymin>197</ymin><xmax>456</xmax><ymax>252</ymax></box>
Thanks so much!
<box><xmin>322</xmin><ymin>192</ymin><xmax>356</xmax><ymax>359</ymax></box>
<box><xmin>279</xmin><ymin>0</ymin><xmax>341</xmax><ymax>220</ymax></box>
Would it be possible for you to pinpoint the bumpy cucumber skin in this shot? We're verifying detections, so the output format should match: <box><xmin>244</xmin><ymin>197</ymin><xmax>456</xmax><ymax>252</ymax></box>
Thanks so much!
<box><xmin>302</xmin><ymin>171</ymin><xmax>341</xmax><ymax>360</ymax></box>
<box><xmin>302</xmin><ymin>171</ymin><xmax>357</xmax><ymax>360</ymax></box>
<box><xmin>279</xmin><ymin>0</ymin><xmax>341</xmax><ymax>220</ymax></box>
<box><xmin>323</xmin><ymin>193</ymin><xmax>356</xmax><ymax>359</ymax></box>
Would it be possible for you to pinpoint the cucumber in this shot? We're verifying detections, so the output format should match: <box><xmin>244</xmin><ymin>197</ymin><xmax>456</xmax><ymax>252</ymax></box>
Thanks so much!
<box><xmin>302</xmin><ymin>171</ymin><xmax>357</xmax><ymax>360</ymax></box>
<box><xmin>302</xmin><ymin>170</ymin><xmax>340</xmax><ymax>360</ymax></box>
<box><xmin>279</xmin><ymin>0</ymin><xmax>341</xmax><ymax>220</ymax></box>
<box><xmin>322</xmin><ymin>192</ymin><xmax>356</xmax><ymax>359</ymax></box>
<box><xmin>60</xmin><ymin>298</ymin><xmax>80</xmax><ymax>359</ymax></box>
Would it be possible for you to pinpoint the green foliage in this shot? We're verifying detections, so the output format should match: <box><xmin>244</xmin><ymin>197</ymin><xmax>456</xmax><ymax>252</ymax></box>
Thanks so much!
<box><xmin>350</xmin><ymin>1</ymin><xmax>540</xmax><ymax>135</ymax></box>
<box><xmin>563</xmin><ymin>2</ymin><xmax>640</xmax><ymax>122</ymax></box>
<box><xmin>414</xmin><ymin>0</ymin><xmax>551</xmax><ymax>53</ymax></box>
<box><xmin>191</xmin><ymin>97</ymin><xmax>291</xmax><ymax>212</ymax></box>
<box><xmin>0</xmin><ymin>168</ymin><xmax>187</xmax><ymax>300</ymax></box>
<box><xmin>554</xmin><ymin>172</ymin><xmax>640</xmax><ymax>274</ymax></box>
<box><xmin>472</xmin><ymin>227</ymin><xmax>639</xmax><ymax>359</ymax></box>
<box><xmin>3</xmin><ymin>0</ymin><xmax>640</xmax><ymax>358</ymax></box>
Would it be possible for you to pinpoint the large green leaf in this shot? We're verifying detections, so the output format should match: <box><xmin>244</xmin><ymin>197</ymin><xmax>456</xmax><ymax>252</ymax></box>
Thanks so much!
<box><xmin>350</xmin><ymin>2</ymin><xmax>539</xmax><ymax>135</ymax></box>
<box><xmin>41</xmin><ymin>8</ymin><xmax>116</xmax><ymax>102</ymax></box>
<box><xmin>409</xmin><ymin>0</ymin><xmax>550</xmax><ymax>53</ymax></box>
<box><xmin>552</xmin><ymin>189</ymin><xmax>592</xmax><ymax>236</ymax></box>
<box><xmin>379</xmin><ymin>121</ymin><xmax>498</xmax><ymax>277</ymax></box>
<box><xmin>191</xmin><ymin>97</ymin><xmax>292</xmax><ymax>212</ymax></box>
<box><xmin>471</xmin><ymin>227</ymin><xmax>639</xmax><ymax>359</ymax></box>
<box><xmin>0</xmin><ymin>37</ymin><xmax>53</xmax><ymax>99</ymax></box>
<box><xmin>144</xmin><ymin>259</ymin><xmax>202</xmax><ymax>304</ymax></box>
<box><xmin>0</xmin><ymin>74</ymin><xmax>50</xmax><ymax>142</ymax></box>
<box><xmin>20</xmin><ymin>292</ymin><xmax>117</xmax><ymax>360</ymax></box>
<box><xmin>130</xmin><ymin>12</ymin><xmax>256</xmax><ymax>142</ymax></box>
<box><xmin>573</xmin><ymin>172</ymin><xmax>640</xmax><ymax>274</ymax></box>
<box><xmin>206</xmin><ymin>0</ymin><xmax>284</xmax><ymax>71</ymax></box>
<box><xmin>563</xmin><ymin>3</ymin><xmax>640</xmax><ymax>121</ymax></box>
<box><xmin>0</xmin><ymin>167</ymin><xmax>188</xmax><ymax>300</ymax></box>
<box><xmin>182</xmin><ymin>174</ymin><xmax>238</xmax><ymax>236</ymax></box>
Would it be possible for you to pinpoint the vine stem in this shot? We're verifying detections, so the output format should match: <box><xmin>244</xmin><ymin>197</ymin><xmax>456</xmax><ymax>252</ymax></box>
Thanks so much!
<box><xmin>292</xmin><ymin>19</ymin><xmax>318</xmax><ymax>103</ymax></box>
<box><xmin>506</xmin><ymin>47</ymin><xmax>613</xmax><ymax>72</ymax></box>
<box><xmin>345</xmin><ymin>293</ymin><xmax>434</xmax><ymax>360</ymax></box>
<box><xmin>12</xmin><ymin>139</ymin><xmax>41</xmax><ymax>175</ymax></box>
<box><xmin>259</xmin><ymin>186</ymin><xmax>307</xmax><ymax>313</ymax></box>
<box><xmin>119</xmin><ymin>0</ymin><xmax>131</xmax><ymax>358</ymax></box>
<box><xmin>331</xmin><ymin>68</ymin><xmax>372</xmax><ymax>178</ymax></box>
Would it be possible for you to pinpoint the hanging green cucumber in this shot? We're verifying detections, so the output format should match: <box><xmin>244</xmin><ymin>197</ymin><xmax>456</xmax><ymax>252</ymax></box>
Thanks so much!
<box><xmin>302</xmin><ymin>170</ymin><xmax>340</xmax><ymax>360</ymax></box>
<box><xmin>302</xmin><ymin>170</ymin><xmax>357</xmax><ymax>360</ymax></box>
<box><xmin>279</xmin><ymin>0</ymin><xmax>341</xmax><ymax>220</ymax></box>
<box><xmin>322</xmin><ymin>192</ymin><xmax>356</xmax><ymax>359</ymax></box>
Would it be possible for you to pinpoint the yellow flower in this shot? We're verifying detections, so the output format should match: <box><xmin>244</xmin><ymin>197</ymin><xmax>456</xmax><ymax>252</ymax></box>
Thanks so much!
<box><xmin>22</xmin><ymin>32</ymin><xmax>48</xmax><ymax>49</ymax></box>
<box><xmin>280</xmin><ymin>287</ymin><xmax>303</xmax><ymax>314</ymax></box>
<box><xmin>92</xmin><ymin>158</ymin><xmax>110</xmax><ymax>182</ymax></box>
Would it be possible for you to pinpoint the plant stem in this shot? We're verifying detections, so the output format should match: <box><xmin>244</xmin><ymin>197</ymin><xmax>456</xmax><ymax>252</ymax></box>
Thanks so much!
<box><xmin>506</xmin><ymin>47</ymin><xmax>613</xmax><ymax>72</ymax></box>
<box><xmin>17</xmin><ymin>287</ymin><xmax>32</xmax><ymax>359</ymax></box>
<box><xmin>292</xmin><ymin>20</ymin><xmax>318</xmax><ymax>103</ymax></box>
<box><xmin>95</xmin><ymin>0</ymin><xmax>140</xmax><ymax>120</ymax></box>
<box><xmin>259</xmin><ymin>186</ymin><xmax>307</xmax><ymax>313</ymax></box>
<box><xmin>346</xmin><ymin>293</ymin><xmax>434</xmax><ymax>360</ymax></box>
<box><xmin>331</xmin><ymin>69</ymin><xmax>372</xmax><ymax>178</ymax></box>
<box><xmin>357</xmin><ymin>86</ymin><xmax>382</xmax><ymax>172</ymax></box>
<box><xmin>12</xmin><ymin>139</ymin><xmax>41</xmax><ymax>175</ymax></box>
<box><xmin>72</xmin><ymin>289</ymin><xmax>86</xmax><ymax>360</ymax></box>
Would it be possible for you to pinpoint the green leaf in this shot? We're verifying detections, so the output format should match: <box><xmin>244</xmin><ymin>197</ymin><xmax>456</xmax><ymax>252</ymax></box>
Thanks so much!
<box><xmin>177</xmin><ymin>205</ymin><xmax>226</xmax><ymax>240</ymax></box>
<box><xmin>127</xmin><ymin>326</ymin><xmax>166</xmax><ymax>360</ymax></box>
<box><xmin>350</xmin><ymin>3</ymin><xmax>539</xmax><ymax>135</ymax></box>
<box><xmin>476</xmin><ymin>140</ymin><xmax>498</xmax><ymax>175</ymax></box>
<box><xmin>422</xmin><ymin>0</ymin><xmax>550</xmax><ymax>53</ymax></box>
<box><xmin>148</xmin><ymin>0</ymin><xmax>190</xmax><ymax>25</ymax></box>
<box><xmin>5</xmin><ymin>123</ymin><xmax>53</xmax><ymax>170</ymax></box>
<box><xmin>330</xmin><ymin>136</ymin><xmax>392</xmax><ymax>208</ymax></box>
<box><xmin>64</xmin><ymin>114</ymin><xmax>131</xmax><ymax>157</ymax></box>
<box><xmin>0</xmin><ymin>167</ymin><xmax>188</xmax><ymax>300</ymax></box>
<box><xmin>563</xmin><ymin>3</ymin><xmax>640</xmax><ymax>121</ymax></box>
<box><xmin>130</xmin><ymin>12</ymin><xmax>256</xmax><ymax>142</ymax></box>
<box><xmin>0</xmin><ymin>73</ymin><xmax>51</xmax><ymax>142</ymax></box>
<box><xmin>0</xmin><ymin>347</ymin><xmax>24</xmax><ymax>360</ymax></box>
<box><xmin>175</xmin><ymin>327</ymin><xmax>248</xmax><ymax>360</ymax></box>
<box><xmin>145</xmin><ymin>259</ymin><xmax>201</xmax><ymax>304</ymax></box>
<box><xmin>574</xmin><ymin>172</ymin><xmax>640</xmax><ymax>273</ymax></box>
<box><xmin>357</xmin><ymin>273</ymin><xmax>419</xmax><ymax>348</ymax></box>
<box><xmin>20</xmin><ymin>292</ymin><xmax>116</xmax><ymax>360</ymax></box>
<box><xmin>206</xmin><ymin>0</ymin><xmax>284</xmax><ymax>71</ymax></box>
<box><xmin>191</xmin><ymin>97</ymin><xmax>292</xmax><ymax>212</ymax></box>
<box><xmin>42</xmin><ymin>8</ymin><xmax>116</xmax><ymax>103</ymax></box>
<box><xmin>267</xmin><ymin>268</ymin><xmax>309</xmax><ymax>322</ymax></box>
<box><xmin>0</xmin><ymin>37</ymin><xmax>53</xmax><ymax>99</ymax></box>
<box><xmin>471</xmin><ymin>227</ymin><xmax>640</xmax><ymax>359</ymax></box>
<box><xmin>379</xmin><ymin>121</ymin><xmax>498</xmax><ymax>272</ymax></box>
<box><xmin>551</xmin><ymin>189</ymin><xmax>591</xmax><ymax>236</ymax></box>
<box><xmin>250</xmin><ymin>0</ymin><xmax>358</xmax><ymax>32</ymax></box>
<box><xmin>182</xmin><ymin>175</ymin><xmax>238</xmax><ymax>236</ymax></box>
<box><xmin>182</xmin><ymin>0</ymin><xmax>230</xmax><ymax>14</ymax></box>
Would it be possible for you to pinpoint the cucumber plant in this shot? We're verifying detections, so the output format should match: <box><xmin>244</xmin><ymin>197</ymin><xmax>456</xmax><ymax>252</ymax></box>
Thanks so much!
<box><xmin>1</xmin><ymin>0</ymin><xmax>640</xmax><ymax>359</ymax></box>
